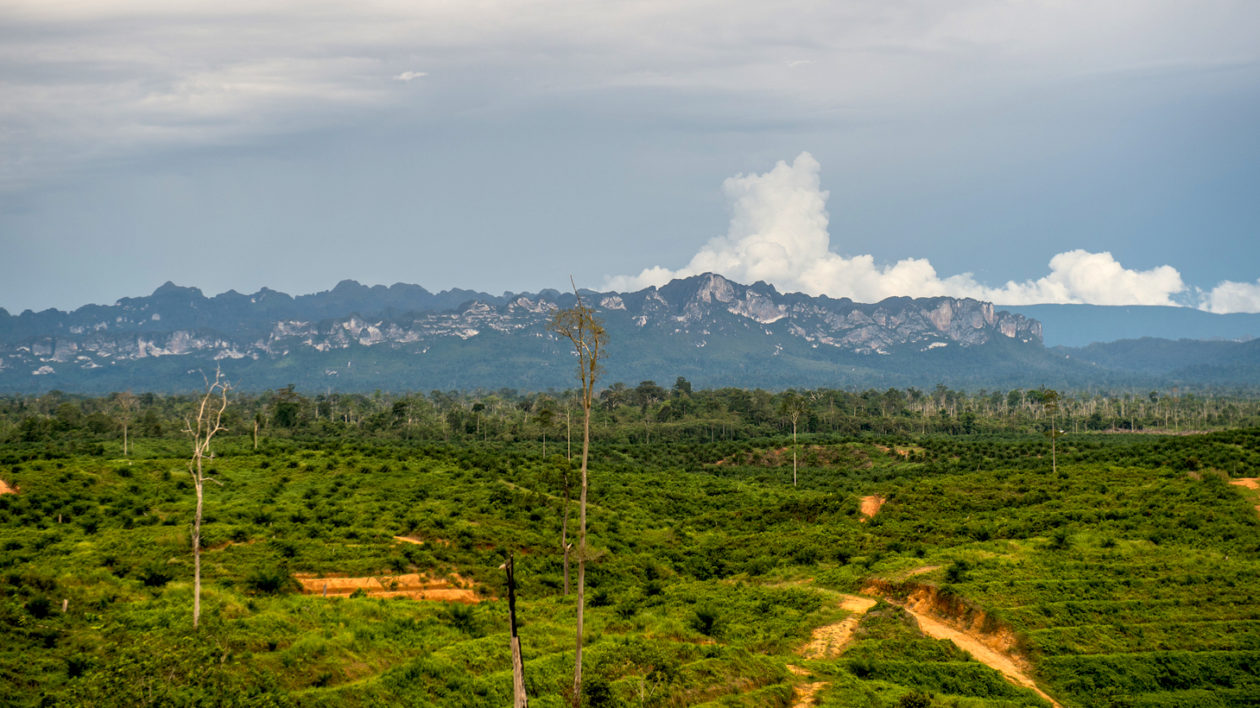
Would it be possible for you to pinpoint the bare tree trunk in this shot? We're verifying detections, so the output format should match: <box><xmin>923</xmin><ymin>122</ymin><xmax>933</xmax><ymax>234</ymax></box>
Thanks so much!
<box><xmin>792</xmin><ymin>419</ymin><xmax>798</xmax><ymax>487</ymax></box>
<box><xmin>574</xmin><ymin>398</ymin><xmax>590</xmax><ymax>705</ymax></box>
<box><xmin>562</xmin><ymin>469</ymin><xmax>571</xmax><ymax>596</ymax></box>
<box><xmin>186</xmin><ymin>369</ymin><xmax>229</xmax><ymax>631</ymax></box>
<box><xmin>504</xmin><ymin>553</ymin><xmax>528</xmax><ymax>708</ymax></box>
<box><xmin>192</xmin><ymin>469</ymin><xmax>203</xmax><ymax>628</ymax></box>
<box><xmin>549</xmin><ymin>282</ymin><xmax>604</xmax><ymax>708</ymax></box>
<box><xmin>566</xmin><ymin>409</ymin><xmax>572</xmax><ymax>462</ymax></box>
<box><xmin>115</xmin><ymin>392</ymin><xmax>138</xmax><ymax>458</ymax></box>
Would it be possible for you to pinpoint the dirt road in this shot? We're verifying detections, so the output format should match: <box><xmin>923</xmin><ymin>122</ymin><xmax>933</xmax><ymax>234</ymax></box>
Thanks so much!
<box><xmin>790</xmin><ymin>592</ymin><xmax>879</xmax><ymax>706</ymax></box>
<box><xmin>896</xmin><ymin>600</ymin><xmax>1060</xmax><ymax>707</ymax></box>
<box><xmin>800</xmin><ymin>594</ymin><xmax>878</xmax><ymax>659</ymax></box>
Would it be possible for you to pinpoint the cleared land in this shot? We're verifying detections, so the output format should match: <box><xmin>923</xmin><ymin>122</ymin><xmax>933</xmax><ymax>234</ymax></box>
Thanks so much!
<box><xmin>3</xmin><ymin>428</ymin><xmax>1259</xmax><ymax>706</ymax></box>
<box><xmin>294</xmin><ymin>572</ymin><xmax>480</xmax><ymax>603</ymax></box>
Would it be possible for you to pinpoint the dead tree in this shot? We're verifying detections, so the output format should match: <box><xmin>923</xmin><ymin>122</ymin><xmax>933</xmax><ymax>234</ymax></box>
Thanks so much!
<box><xmin>184</xmin><ymin>368</ymin><xmax>229</xmax><ymax>630</ymax></box>
<box><xmin>503</xmin><ymin>552</ymin><xmax>528</xmax><ymax>708</ymax></box>
<box><xmin>549</xmin><ymin>281</ymin><xmax>605</xmax><ymax>707</ymax></box>
<box><xmin>561</xmin><ymin>461</ymin><xmax>572</xmax><ymax>596</ymax></box>
<box><xmin>780</xmin><ymin>392</ymin><xmax>806</xmax><ymax>487</ymax></box>
<box><xmin>114</xmin><ymin>391</ymin><xmax>138</xmax><ymax>457</ymax></box>
<box><xmin>1040</xmin><ymin>387</ymin><xmax>1061</xmax><ymax>475</ymax></box>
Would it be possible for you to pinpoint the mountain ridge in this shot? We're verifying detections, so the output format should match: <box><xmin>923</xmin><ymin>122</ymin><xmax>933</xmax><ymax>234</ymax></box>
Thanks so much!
<box><xmin>1</xmin><ymin>274</ymin><xmax>1256</xmax><ymax>393</ymax></box>
<box><xmin>1005</xmin><ymin>303</ymin><xmax>1260</xmax><ymax>347</ymax></box>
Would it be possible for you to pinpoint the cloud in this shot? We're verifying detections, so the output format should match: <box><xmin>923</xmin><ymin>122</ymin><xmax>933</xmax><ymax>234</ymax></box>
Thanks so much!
<box><xmin>4</xmin><ymin>2</ymin><xmax>1257</xmax><ymax>190</ymax></box>
<box><xmin>977</xmin><ymin>251</ymin><xmax>1187</xmax><ymax>306</ymax></box>
<box><xmin>394</xmin><ymin>71</ymin><xmax>428</xmax><ymax>82</ymax></box>
<box><xmin>1201</xmin><ymin>279</ymin><xmax>1260</xmax><ymax>314</ymax></box>
<box><xmin>605</xmin><ymin>152</ymin><xmax>1189</xmax><ymax>307</ymax></box>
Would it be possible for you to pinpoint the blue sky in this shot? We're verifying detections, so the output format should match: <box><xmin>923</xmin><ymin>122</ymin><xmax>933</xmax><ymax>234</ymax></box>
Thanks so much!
<box><xmin>2</xmin><ymin>1</ymin><xmax>1258</xmax><ymax>313</ymax></box>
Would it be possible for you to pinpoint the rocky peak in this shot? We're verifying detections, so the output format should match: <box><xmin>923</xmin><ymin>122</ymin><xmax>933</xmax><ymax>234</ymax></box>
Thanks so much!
<box><xmin>0</xmin><ymin>274</ymin><xmax>1047</xmax><ymax>391</ymax></box>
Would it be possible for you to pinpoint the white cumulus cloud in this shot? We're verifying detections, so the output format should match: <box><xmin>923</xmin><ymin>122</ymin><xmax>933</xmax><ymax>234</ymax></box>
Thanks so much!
<box><xmin>394</xmin><ymin>71</ymin><xmax>428</xmax><ymax>82</ymax></box>
<box><xmin>605</xmin><ymin>152</ymin><xmax>1189</xmax><ymax>307</ymax></box>
<box><xmin>1201</xmin><ymin>279</ymin><xmax>1260</xmax><ymax>314</ymax></box>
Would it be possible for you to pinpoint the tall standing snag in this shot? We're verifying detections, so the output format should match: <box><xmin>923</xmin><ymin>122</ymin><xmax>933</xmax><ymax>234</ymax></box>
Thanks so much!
<box><xmin>780</xmin><ymin>392</ymin><xmax>806</xmax><ymax>487</ymax></box>
<box><xmin>503</xmin><ymin>552</ymin><xmax>528</xmax><ymax>707</ymax></box>
<box><xmin>185</xmin><ymin>368</ymin><xmax>230</xmax><ymax>630</ymax></box>
<box><xmin>113</xmin><ymin>391</ymin><xmax>138</xmax><ymax>457</ymax></box>
<box><xmin>1039</xmin><ymin>387</ymin><xmax>1061</xmax><ymax>475</ymax></box>
<box><xmin>549</xmin><ymin>281</ymin><xmax>605</xmax><ymax>707</ymax></box>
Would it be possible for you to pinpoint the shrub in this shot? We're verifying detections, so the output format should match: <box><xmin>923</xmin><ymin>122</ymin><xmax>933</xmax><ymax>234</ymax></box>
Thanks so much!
<box><xmin>139</xmin><ymin>562</ymin><xmax>173</xmax><ymax>588</ymax></box>
<box><xmin>899</xmin><ymin>690</ymin><xmax>933</xmax><ymax>708</ymax></box>
<box><xmin>1049</xmin><ymin>529</ymin><xmax>1071</xmax><ymax>550</ymax></box>
<box><xmin>26</xmin><ymin>596</ymin><xmax>52</xmax><ymax>619</ymax></box>
<box><xmin>945</xmin><ymin>559</ymin><xmax>970</xmax><ymax>584</ymax></box>
<box><xmin>245</xmin><ymin>566</ymin><xmax>294</xmax><ymax>595</ymax></box>
<box><xmin>690</xmin><ymin>606</ymin><xmax>721</xmax><ymax>637</ymax></box>
<box><xmin>66</xmin><ymin>656</ymin><xmax>91</xmax><ymax>678</ymax></box>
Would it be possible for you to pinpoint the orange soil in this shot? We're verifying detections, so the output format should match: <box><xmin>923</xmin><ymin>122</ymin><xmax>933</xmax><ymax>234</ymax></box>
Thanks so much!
<box><xmin>859</xmin><ymin>495</ymin><xmax>885</xmax><ymax>520</ymax></box>
<box><xmin>883</xmin><ymin>586</ymin><xmax>1060</xmax><ymax>707</ymax></box>
<box><xmin>790</xmin><ymin>593</ymin><xmax>878</xmax><ymax>705</ymax></box>
<box><xmin>392</xmin><ymin>535</ymin><xmax>451</xmax><ymax>547</ymax></box>
<box><xmin>0</xmin><ymin>480</ymin><xmax>15</xmax><ymax>495</ymax></box>
<box><xmin>205</xmin><ymin>538</ymin><xmax>257</xmax><ymax>552</ymax></box>
<box><xmin>294</xmin><ymin>572</ymin><xmax>480</xmax><ymax>603</ymax></box>
<box><xmin>714</xmin><ymin>445</ymin><xmax>866</xmax><ymax>468</ymax></box>
<box><xmin>1230</xmin><ymin>478</ymin><xmax>1260</xmax><ymax>517</ymax></box>
<box><xmin>790</xmin><ymin>679</ymin><xmax>827</xmax><ymax>707</ymax></box>
<box><xmin>874</xmin><ymin>445</ymin><xmax>913</xmax><ymax>459</ymax></box>
<box><xmin>800</xmin><ymin>594</ymin><xmax>878</xmax><ymax>659</ymax></box>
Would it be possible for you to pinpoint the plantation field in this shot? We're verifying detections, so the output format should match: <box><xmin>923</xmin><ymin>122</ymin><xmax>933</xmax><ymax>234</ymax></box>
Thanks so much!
<box><xmin>2</xmin><ymin>427</ymin><xmax>1259</xmax><ymax>706</ymax></box>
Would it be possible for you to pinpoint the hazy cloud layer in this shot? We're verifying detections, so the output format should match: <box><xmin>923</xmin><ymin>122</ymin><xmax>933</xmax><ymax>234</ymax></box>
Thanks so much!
<box><xmin>607</xmin><ymin>153</ymin><xmax>1221</xmax><ymax>309</ymax></box>
<box><xmin>4</xmin><ymin>1</ymin><xmax>1258</xmax><ymax>190</ymax></box>
<box><xmin>2</xmin><ymin>2</ymin><xmax>1257</xmax><ymax>313</ymax></box>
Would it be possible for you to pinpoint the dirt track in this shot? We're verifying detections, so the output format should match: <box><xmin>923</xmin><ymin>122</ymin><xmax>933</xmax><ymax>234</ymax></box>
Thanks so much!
<box><xmin>896</xmin><ymin>591</ymin><xmax>1060</xmax><ymax>707</ymax></box>
<box><xmin>294</xmin><ymin>572</ymin><xmax>480</xmax><ymax>603</ymax></box>
<box><xmin>788</xmin><ymin>672</ymin><xmax>826</xmax><ymax>708</ymax></box>
<box><xmin>905</xmin><ymin>565</ymin><xmax>940</xmax><ymax>578</ymax></box>
<box><xmin>392</xmin><ymin>535</ymin><xmax>451</xmax><ymax>547</ymax></box>
<box><xmin>800</xmin><ymin>594</ymin><xmax>878</xmax><ymax>659</ymax></box>
<box><xmin>790</xmin><ymin>593</ymin><xmax>879</xmax><ymax>706</ymax></box>
<box><xmin>0</xmin><ymin>480</ymin><xmax>16</xmax><ymax>495</ymax></box>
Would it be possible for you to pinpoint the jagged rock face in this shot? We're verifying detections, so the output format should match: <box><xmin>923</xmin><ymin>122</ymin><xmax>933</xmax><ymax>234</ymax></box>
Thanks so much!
<box><xmin>629</xmin><ymin>274</ymin><xmax>1038</xmax><ymax>354</ymax></box>
<box><xmin>0</xmin><ymin>273</ymin><xmax>1042</xmax><ymax>390</ymax></box>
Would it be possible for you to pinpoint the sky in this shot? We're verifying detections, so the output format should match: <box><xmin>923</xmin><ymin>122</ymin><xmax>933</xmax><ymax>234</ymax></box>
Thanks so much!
<box><xmin>2</xmin><ymin>1</ymin><xmax>1259</xmax><ymax>314</ymax></box>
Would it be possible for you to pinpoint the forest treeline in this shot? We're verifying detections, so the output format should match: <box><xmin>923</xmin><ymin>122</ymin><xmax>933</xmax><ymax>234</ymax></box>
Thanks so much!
<box><xmin>4</xmin><ymin>379</ymin><xmax>1260</xmax><ymax>450</ymax></box>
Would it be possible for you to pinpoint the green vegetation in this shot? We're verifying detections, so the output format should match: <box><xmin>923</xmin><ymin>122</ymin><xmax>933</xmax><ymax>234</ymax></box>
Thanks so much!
<box><xmin>1</xmin><ymin>388</ymin><xmax>1259</xmax><ymax>706</ymax></box>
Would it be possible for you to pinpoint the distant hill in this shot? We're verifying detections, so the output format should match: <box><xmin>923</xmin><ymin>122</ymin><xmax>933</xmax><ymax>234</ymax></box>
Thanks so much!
<box><xmin>1056</xmin><ymin>337</ymin><xmax>1260</xmax><ymax>387</ymax></box>
<box><xmin>1</xmin><ymin>275</ymin><xmax>1257</xmax><ymax>393</ymax></box>
<box><xmin>1005</xmin><ymin>304</ymin><xmax>1260</xmax><ymax>347</ymax></box>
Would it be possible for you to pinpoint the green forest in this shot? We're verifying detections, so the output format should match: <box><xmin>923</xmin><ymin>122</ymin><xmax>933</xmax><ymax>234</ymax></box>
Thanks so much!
<box><xmin>2</xmin><ymin>382</ymin><xmax>1259</xmax><ymax>706</ymax></box>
